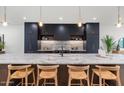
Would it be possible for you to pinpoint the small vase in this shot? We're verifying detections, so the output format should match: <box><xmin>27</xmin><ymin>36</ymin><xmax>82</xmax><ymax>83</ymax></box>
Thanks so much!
<box><xmin>106</xmin><ymin>51</ymin><xmax>112</xmax><ymax>56</ymax></box>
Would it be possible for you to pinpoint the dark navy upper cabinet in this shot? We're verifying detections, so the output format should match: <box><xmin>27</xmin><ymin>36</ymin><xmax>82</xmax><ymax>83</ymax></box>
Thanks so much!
<box><xmin>86</xmin><ymin>23</ymin><xmax>99</xmax><ymax>53</ymax></box>
<box><xmin>54</xmin><ymin>24</ymin><xmax>70</xmax><ymax>40</ymax></box>
<box><xmin>24</xmin><ymin>23</ymin><xmax>38</xmax><ymax>53</ymax></box>
<box><xmin>40</xmin><ymin>24</ymin><xmax>84</xmax><ymax>41</ymax></box>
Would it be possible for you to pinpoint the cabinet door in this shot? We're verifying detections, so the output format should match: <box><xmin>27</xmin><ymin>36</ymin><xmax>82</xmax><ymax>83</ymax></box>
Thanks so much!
<box><xmin>86</xmin><ymin>23</ymin><xmax>99</xmax><ymax>35</ymax></box>
<box><xmin>86</xmin><ymin>23</ymin><xmax>99</xmax><ymax>53</ymax></box>
<box><xmin>24</xmin><ymin>23</ymin><xmax>38</xmax><ymax>53</ymax></box>
<box><xmin>86</xmin><ymin>35</ymin><xmax>99</xmax><ymax>53</ymax></box>
<box><xmin>54</xmin><ymin>25</ymin><xmax>70</xmax><ymax>40</ymax></box>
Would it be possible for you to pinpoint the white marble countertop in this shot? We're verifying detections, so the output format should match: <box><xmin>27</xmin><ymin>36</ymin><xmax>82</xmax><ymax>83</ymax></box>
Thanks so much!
<box><xmin>0</xmin><ymin>53</ymin><xmax>124</xmax><ymax>64</ymax></box>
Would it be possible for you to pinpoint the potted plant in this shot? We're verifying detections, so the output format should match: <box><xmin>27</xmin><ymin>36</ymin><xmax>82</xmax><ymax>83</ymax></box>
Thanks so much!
<box><xmin>101</xmin><ymin>35</ymin><xmax>116</xmax><ymax>54</ymax></box>
<box><xmin>0</xmin><ymin>41</ymin><xmax>4</xmax><ymax>51</ymax></box>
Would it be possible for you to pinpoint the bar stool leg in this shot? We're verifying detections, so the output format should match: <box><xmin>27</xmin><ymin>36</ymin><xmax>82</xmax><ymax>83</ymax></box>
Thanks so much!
<box><xmin>68</xmin><ymin>77</ymin><xmax>71</xmax><ymax>86</ymax></box>
<box><xmin>21</xmin><ymin>78</ymin><xmax>23</xmax><ymax>86</ymax></box>
<box><xmin>43</xmin><ymin>79</ymin><xmax>46</xmax><ymax>86</ymax></box>
<box><xmin>103</xmin><ymin>79</ymin><xmax>105</xmax><ymax>86</ymax></box>
<box><xmin>99</xmin><ymin>77</ymin><xmax>102</xmax><ymax>86</ymax></box>
<box><xmin>87</xmin><ymin>78</ymin><xmax>90</xmax><ymax>86</ymax></box>
<box><xmin>117</xmin><ymin>78</ymin><xmax>121</xmax><ymax>86</ymax></box>
<box><xmin>80</xmin><ymin>79</ymin><xmax>83</xmax><ymax>86</ymax></box>
<box><xmin>32</xmin><ymin>71</ymin><xmax>35</xmax><ymax>85</ymax></box>
<box><xmin>91</xmin><ymin>71</ymin><xmax>94</xmax><ymax>86</ymax></box>
<box><xmin>36</xmin><ymin>76</ymin><xmax>39</xmax><ymax>86</ymax></box>
<box><xmin>25</xmin><ymin>76</ymin><xmax>28</xmax><ymax>86</ymax></box>
<box><xmin>6</xmin><ymin>77</ymin><xmax>10</xmax><ymax>86</ymax></box>
<box><xmin>55</xmin><ymin>76</ymin><xmax>58</xmax><ymax>86</ymax></box>
<box><xmin>116</xmin><ymin>70</ymin><xmax>121</xmax><ymax>86</ymax></box>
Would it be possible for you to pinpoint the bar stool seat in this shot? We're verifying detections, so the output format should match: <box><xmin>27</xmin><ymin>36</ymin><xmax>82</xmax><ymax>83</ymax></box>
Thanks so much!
<box><xmin>10</xmin><ymin>68</ymin><xmax>34</xmax><ymax>79</ymax></box>
<box><xmin>39</xmin><ymin>69</ymin><xmax>57</xmax><ymax>79</ymax></box>
<box><xmin>69</xmin><ymin>70</ymin><xmax>87</xmax><ymax>80</ymax></box>
<box><xmin>92</xmin><ymin>69</ymin><xmax>117</xmax><ymax>80</ymax></box>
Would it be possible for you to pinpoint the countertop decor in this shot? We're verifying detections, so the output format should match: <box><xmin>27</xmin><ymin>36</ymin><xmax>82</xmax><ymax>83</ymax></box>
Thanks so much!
<box><xmin>101</xmin><ymin>35</ymin><xmax>116</xmax><ymax>54</ymax></box>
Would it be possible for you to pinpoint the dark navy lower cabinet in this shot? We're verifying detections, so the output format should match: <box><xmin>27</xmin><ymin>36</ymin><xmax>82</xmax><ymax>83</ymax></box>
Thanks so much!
<box><xmin>24</xmin><ymin>23</ymin><xmax>38</xmax><ymax>53</ymax></box>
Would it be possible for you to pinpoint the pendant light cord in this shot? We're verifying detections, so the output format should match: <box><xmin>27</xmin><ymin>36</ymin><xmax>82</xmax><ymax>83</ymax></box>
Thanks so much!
<box><xmin>118</xmin><ymin>6</ymin><xmax>120</xmax><ymax>23</ymax></box>
<box><xmin>39</xmin><ymin>6</ymin><xmax>42</xmax><ymax>20</ymax></box>
<box><xmin>78</xmin><ymin>6</ymin><xmax>81</xmax><ymax>20</ymax></box>
<box><xmin>4</xmin><ymin>6</ymin><xmax>7</xmax><ymax>22</ymax></box>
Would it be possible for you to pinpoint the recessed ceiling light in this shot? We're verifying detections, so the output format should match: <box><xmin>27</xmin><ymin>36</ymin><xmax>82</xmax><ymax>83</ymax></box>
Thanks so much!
<box><xmin>23</xmin><ymin>17</ymin><xmax>27</xmax><ymax>20</ymax></box>
<box><xmin>92</xmin><ymin>17</ymin><xmax>97</xmax><ymax>20</ymax></box>
<box><xmin>59</xmin><ymin>17</ymin><xmax>63</xmax><ymax>21</ymax></box>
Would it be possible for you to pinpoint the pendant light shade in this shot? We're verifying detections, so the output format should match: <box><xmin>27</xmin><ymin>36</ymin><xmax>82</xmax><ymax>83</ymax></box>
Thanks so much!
<box><xmin>2</xmin><ymin>6</ymin><xmax>8</xmax><ymax>26</ymax></box>
<box><xmin>39</xmin><ymin>6</ymin><xmax>43</xmax><ymax>27</ymax></box>
<box><xmin>2</xmin><ymin>21</ymin><xmax>8</xmax><ymax>26</ymax></box>
<box><xmin>78</xmin><ymin>22</ymin><xmax>82</xmax><ymax>27</ymax></box>
<box><xmin>77</xmin><ymin>6</ymin><xmax>82</xmax><ymax>27</ymax></box>
<box><xmin>116</xmin><ymin>22</ymin><xmax>122</xmax><ymax>28</ymax></box>
<box><xmin>38</xmin><ymin>21</ymin><xmax>43</xmax><ymax>27</ymax></box>
<box><xmin>116</xmin><ymin>6</ymin><xmax>123</xmax><ymax>28</ymax></box>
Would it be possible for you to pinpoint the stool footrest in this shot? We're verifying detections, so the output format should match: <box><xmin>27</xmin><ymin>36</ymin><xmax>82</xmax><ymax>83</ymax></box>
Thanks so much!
<box><xmin>43</xmin><ymin>82</ymin><xmax>56</xmax><ymax>86</ymax></box>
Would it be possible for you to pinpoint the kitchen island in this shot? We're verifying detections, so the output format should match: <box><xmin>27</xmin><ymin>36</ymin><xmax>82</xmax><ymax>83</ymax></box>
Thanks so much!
<box><xmin>0</xmin><ymin>53</ymin><xmax>124</xmax><ymax>86</ymax></box>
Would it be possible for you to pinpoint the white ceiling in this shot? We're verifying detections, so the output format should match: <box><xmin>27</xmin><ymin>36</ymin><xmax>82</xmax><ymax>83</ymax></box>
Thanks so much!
<box><xmin>0</xmin><ymin>6</ymin><xmax>124</xmax><ymax>25</ymax></box>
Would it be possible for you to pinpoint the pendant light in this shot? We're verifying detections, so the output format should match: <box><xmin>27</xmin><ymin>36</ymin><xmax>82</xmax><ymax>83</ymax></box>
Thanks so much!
<box><xmin>116</xmin><ymin>6</ymin><xmax>123</xmax><ymax>28</ymax></box>
<box><xmin>0</xmin><ymin>7</ymin><xmax>2</xmax><ymax>24</ymax></box>
<box><xmin>2</xmin><ymin>6</ymin><xmax>8</xmax><ymax>26</ymax></box>
<box><xmin>77</xmin><ymin>6</ymin><xmax>82</xmax><ymax>27</ymax></box>
<box><xmin>38</xmin><ymin>6</ymin><xmax>43</xmax><ymax>27</ymax></box>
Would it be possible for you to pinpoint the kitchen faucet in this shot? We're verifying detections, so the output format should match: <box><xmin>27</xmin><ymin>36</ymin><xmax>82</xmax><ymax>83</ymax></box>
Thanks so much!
<box><xmin>60</xmin><ymin>45</ymin><xmax>64</xmax><ymax>57</ymax></box>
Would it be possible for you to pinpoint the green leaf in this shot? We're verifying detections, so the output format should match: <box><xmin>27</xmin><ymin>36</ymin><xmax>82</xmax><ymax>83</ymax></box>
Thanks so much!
<box><xmin>0</xmin><ymin>42</ymin><xmax>4</xmax><ymax>49</ymax></box>
<box><xmin>102</xmin><ymin>35</ymin><xmax>116</xmax><ymax>53</ymax></box>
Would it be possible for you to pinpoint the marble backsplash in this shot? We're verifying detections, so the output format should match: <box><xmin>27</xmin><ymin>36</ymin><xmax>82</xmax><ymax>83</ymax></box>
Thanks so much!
<box><xmin>38</xmin><ymin>40</ymin><xmax>86</xmax><ymax>51</ymax></box>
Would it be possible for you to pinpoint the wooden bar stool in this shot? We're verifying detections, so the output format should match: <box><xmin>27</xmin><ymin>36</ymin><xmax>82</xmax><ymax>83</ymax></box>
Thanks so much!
<box><xmin>36</xmin><ymin>65</ymin><xmax>59</xmax><ymax>86</ymax></box>
<box><xmin>67</xmin><ymin>65</ymin><xmax>90</xmax><ymax>86</ymax></box>
<box><xmin>6</xmin><ymin>65</ymin><xmax>35</xmax><ymax>86</ymax></box>
<box><xmin>91</xmin><ymin>65</ymin><xmax>121</xmax><ymax>86</ymax></box>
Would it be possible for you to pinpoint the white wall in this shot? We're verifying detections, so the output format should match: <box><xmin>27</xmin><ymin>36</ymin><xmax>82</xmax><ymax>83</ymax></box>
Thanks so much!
<box><xmin>100</xmin><ymin>24</ymin><xmax>124</xmax><ymax>47</ymax></box>
<box><xmin>0</xmin><ymin>25</ymin><xmax>24</xmax><ymax>54</ymax></box>
<box><xmin>0</xmin><ymin>24</ymin><xmax>124</xmax><ymax>53</ymax></box>
<box><xmin>100</xmin><ymin>24</ymin><xmax>124</xmax><ymax>41</ymax></box>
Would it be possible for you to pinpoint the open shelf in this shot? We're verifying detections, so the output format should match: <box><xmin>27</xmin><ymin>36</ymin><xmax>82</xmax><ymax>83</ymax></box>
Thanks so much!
<box><xmin>39</xmin><ymin>35</ymin><xmax>54</xmax><ymax>40</ymax></box>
